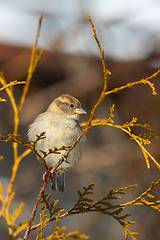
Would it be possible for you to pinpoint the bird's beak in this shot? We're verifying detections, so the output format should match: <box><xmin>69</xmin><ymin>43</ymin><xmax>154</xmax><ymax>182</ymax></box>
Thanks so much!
<box><xmin>74</xmin><ymin>108</ymin><xmax>87</xmax><ymax>115</ymax></box>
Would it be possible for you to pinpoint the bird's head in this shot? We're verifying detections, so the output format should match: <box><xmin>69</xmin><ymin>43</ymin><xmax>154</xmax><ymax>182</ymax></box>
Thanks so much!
<box><xmin>47</xmin><ymin>94</ymin><xmax>87</xmax><ymax>120</ymax></box>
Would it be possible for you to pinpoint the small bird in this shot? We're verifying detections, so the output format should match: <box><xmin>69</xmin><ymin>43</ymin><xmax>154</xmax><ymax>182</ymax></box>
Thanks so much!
<box><xmin>28</xmin><ymin>94</ymin><xmax>86</xmax><ymax>192</ymax></box>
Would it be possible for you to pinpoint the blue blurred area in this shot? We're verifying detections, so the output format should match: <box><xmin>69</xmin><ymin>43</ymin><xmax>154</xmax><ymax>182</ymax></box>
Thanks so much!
<box><xmin>0</xmin><ymin>0</ymin><xmax>160</xmax><ymax>60</ymax></box>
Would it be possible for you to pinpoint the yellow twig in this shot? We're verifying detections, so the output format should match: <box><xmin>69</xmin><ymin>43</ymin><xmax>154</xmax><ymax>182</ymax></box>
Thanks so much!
<box><xmin>105</xmin><ymin>70</ymin><xmax>160</xmax><ymax>96</ymax></box>
<box><xmin>90</xmin><ymin>120</ymin><xmax>160</xmax><ymax>169</ymax></box>
<box><xmin>0</xmin><ymin>79</ymin><xmax>26</xmax><ymax>92</ymax></box>
<box><xmin>0</xmin><ymin>73</ymin><xmax>18</xmax><ymax>114</ymax></box>
<box><xmin>18</xmin><ymin>16</ymin><xmax>44</xmax><ymax>114</ymax></box>
<box><xmin>85</xmin><ymin>15</ymin><xmax>111</xmax><ymax>131</ymax></box>
<box><xmin>0</xmin><ymin>16</ymin><xmax>44</xmax><ymax>225</ymax></box>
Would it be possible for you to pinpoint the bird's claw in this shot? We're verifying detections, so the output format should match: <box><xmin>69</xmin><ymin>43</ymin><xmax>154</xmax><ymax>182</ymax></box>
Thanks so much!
<box><xmin>62</xmin><ymin>155</ymin><xmax>70</xmax><ymax>164</ymax></box>
<box><xmin>43</xmin><ymin>171</ymin><xmax>53</xmax><ymax>182</ymax></box>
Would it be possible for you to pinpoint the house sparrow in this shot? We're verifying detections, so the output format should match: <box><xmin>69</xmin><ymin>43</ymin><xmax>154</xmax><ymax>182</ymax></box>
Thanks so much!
<box><xmin>28</xmin><ymin>94</ymin><xmax>86</xmax><ymax>192</ymax></box>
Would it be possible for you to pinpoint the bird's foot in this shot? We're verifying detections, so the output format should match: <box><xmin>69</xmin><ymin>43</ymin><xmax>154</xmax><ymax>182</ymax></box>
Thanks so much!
<box><xmin>62</xmin><ymin>154</ymin><xmax>70</xmax><ymax>164</ymax></box>
<box><xmin>43</xmin><ymin>170</ymin><xmax>53</xmax><ymax>182</ymax></box>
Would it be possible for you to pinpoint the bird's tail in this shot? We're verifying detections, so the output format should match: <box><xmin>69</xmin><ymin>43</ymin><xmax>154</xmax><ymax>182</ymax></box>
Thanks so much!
<box><xmin>50</xmin><ymin>172</ymin><xmax>65</xmax><ymax>192</ymax></box>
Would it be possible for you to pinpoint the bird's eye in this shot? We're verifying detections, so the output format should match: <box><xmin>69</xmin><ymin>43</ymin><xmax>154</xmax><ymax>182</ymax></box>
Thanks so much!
<box><xmin>70</xmin><ymin>103</ymin><xmax>74</xmax><ymax>108</ymax></box>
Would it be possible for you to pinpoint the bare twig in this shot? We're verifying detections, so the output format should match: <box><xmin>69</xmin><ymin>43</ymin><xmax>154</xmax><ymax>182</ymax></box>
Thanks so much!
<box><xmin>18</xmin><ymin>16</ymin><xmax>44</xmax><ymax>113</ymax></box>
<box><xmin>23</xmin><ymin>180</ymin><xmax>48</xmax><ymax>240</ymax></box>
<box><xmin>105</xmin><ymin>70</ymin><xmax>160</xmax><ymax>96</ymax></box>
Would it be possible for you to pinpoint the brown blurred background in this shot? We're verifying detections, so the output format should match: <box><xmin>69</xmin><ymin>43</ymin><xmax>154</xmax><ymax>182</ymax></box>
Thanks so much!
<box><xmin>0</xmin><ymin>1</ymin><xmax>160</xmax><ymax>239</ymax></box>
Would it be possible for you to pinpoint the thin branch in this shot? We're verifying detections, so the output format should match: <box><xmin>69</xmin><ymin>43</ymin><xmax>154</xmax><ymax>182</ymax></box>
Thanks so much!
<box><xmin>86</xmin><ymin>15</ymin><xmax>111</xmax><ymax>128</ymax></box>
<box><xmin>23</xmin><ymin>180</ymin><xmax>49</xmax><ymax>240</ymax></box>
<box><xmin>0</xmin><ymin>79</ymin><xmax>26</xmax><ymax>92</ymax></box>
<box><xmin>30</xmin><ymin>212</ymin><xmax>70</xmax><ymax>233</ymax></box>
<box><xmin>18</xmin><ymin>16</ymin><xmax>44</xmax><ymax>113</ymax></box>
<box><xmin>0</xmin><ymin>73</ymin><xmax>18</xmax><ymax>114</ymax></box>
<box><xmin>105</xmin><ymin>70</ymin><xmax>160</xmax><ymax>96</ymax></box>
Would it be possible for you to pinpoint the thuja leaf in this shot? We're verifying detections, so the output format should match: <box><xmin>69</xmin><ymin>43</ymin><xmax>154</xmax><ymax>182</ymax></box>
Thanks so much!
<box><xmin>0</xmin><ymin>97</ymin><xmax>6</xmax><ymax>101</ymax></box>
<box><xmin>9</xmin><ymin>202</ymin><xmax>24</xmax><ymax>224</ymax></box>
<box><xmin>118</xmin><ymin>213</ymin><xmax>132</xmax><ymax>221</ymax></box>
<box><xmin>40</xmin><ymin>193</ymin><xmax>64</xmax><ymax>219</ymax></box>
<box><xmin>68</xmin><ymin>183</ymin><xmax>141</xmax><ymax>239</ymax></box>
<box><xmin>12</xmin><ymin>221</ymin><xmax>28</xmax><ymax>237</ymax></box>
<box><xmin>65</xmin><ymin>231</ymin><xmax>89</xmax><ymax>239</ymax></box>
<box><xmin>68</xmin><ymin>183</ymin><xmax>95</xmax><ymax>215</ymax></box>
<box><xmin>124</xmin><ymin>226</ymin><xmax>139</xmax><ymax>240</ymax></box>
<box><xmin>112</xmin><ymin>207</ymin><xmax>124</xmax><ymax>216</ymax></box>
<box><xmin>0</xmin><ymin>182</ymin><xmax>5</xmax><ymax>202</ymax></box>
<box><xmin>36</xmin><ymin>206</ymin><xmax>48</xmax><ymax>240</ymax></box>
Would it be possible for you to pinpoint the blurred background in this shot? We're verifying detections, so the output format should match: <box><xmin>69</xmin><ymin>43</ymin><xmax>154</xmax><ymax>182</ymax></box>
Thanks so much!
<box><xmin>0</xmin><ymin>0</ymin><xmax>160</xmax><ymax>239</ymax></box>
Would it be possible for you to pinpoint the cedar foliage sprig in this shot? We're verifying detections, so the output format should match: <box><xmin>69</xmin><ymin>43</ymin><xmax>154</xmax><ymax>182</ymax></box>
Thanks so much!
<box><xmin>68</xmin><ymin>183</ymin><xmax>139</xmax><ymax>239</ymax></box>
<box><xmin>81</xmin><ymin>106</ymin><xmax>160</xmax><ymax>169</ymax></box>
<box><xmin>36</xmin><ymin>206</ymin><xmax>48</xmax><ymax>240</ymax></box>
<box><xmin>40</xmin><ymin>193</ymin><xmax>65</xmax><ymax>219</ymax></box>
<box><xmin>36</xmin><ymin>206</ymin><xmax>89</xmax><ymax>240</ymax></box>
<box><xmin>0</xmin><ymin>183</ymin><xmax>28</xmax><ymax>238</ymax></box>
<box><xmin>121</xmin><ymin>179</ymin><xmax>160</xmax><ymax>211</ymax></box>
<box><xmin>30</xmin><ymin>181</ymin><xmax>160</xmax><ymax>240</ymax></box>
<box><xmin>31</xmin><ymin>211</ymin><xmax>89</xmax><ymax>240</ymax></box>
<box><xmin>0</xmin><ymin>132</ymin><xmax>72</xmax><ymax>170</ymax></box>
